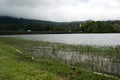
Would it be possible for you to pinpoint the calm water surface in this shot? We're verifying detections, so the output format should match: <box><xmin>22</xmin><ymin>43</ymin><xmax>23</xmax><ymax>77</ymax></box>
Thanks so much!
<box><xmin>1</xmin><ymin>33</ymin><xmax>120</xmax><ymax>46</ymax></box>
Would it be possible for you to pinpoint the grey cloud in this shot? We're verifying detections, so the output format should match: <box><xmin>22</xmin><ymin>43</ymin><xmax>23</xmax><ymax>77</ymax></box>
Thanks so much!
<box><xmin>0</xmin><ymin>0</ymin><xmax>120</xmax><ymax>21</ymax></box>
<box><xmin>3</xmin><ymin>0</ymin><xmax>41</xmax><ymax>7</ymax></box>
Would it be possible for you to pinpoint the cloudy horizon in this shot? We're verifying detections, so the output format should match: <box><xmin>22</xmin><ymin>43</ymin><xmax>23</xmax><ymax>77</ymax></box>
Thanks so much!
<box><xmin>0</xmin><ymin>0</ymin><xmax>120</xmax><ymax>22</ymax></box>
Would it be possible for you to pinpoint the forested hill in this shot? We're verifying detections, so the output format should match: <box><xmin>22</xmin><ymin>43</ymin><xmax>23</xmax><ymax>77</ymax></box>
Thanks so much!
<box><xmin>0</xmin><ymin>16</ymin><xmax>120</xmax><ymax>34</ymax></box>
<box><xmin>0</xmin><ymin>16</ymin><xmax>82</xmax><ymax>33</ymax></box>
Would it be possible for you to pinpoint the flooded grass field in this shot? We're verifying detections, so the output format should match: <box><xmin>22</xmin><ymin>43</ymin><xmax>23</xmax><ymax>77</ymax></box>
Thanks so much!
<box><xmin>0</xmin><ymin>37</ymin><xmax>120</xmax><ymax>79</ymax></box>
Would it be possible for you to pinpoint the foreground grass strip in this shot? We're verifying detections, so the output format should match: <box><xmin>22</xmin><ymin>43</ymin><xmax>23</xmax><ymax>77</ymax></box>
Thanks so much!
<box><xmin>0</xmin><ymin>43</ymin><xmax>59</xmax><ymax>80</ymax></box>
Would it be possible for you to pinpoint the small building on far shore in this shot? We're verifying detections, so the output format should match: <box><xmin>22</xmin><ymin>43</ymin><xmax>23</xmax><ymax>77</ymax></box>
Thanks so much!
<box><xmin>27</xmin><ymin>30</ymin><xmax>31</xmax><ymax>32</ymax></box>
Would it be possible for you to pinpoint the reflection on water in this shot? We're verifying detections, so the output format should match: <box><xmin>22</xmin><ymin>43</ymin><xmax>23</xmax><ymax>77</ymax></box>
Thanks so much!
<box><xmin>25</xmin><ymin>46</ymin><xmax>120</xmax><ymax>76</ymax></box>
<box><xmin>1</xmin><ymin>33</ymin><xmax>120</xmax><ymax>46</ymax></box>
<box><xmin>57</xmin><ymin>51</ymin><xmax>120</xmax><ymax>75</ymax></box>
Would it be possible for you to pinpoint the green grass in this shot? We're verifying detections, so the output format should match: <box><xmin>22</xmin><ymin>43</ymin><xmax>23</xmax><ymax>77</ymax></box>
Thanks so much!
<box><xmin>0</xmin><ymin>43</ymin><xmax>59</xmax><ymax>80</ymax></box>
<box><xmin>0</xmin><ymin>37</ymin><xmax>119</xmax><ymax>80</ymax></box>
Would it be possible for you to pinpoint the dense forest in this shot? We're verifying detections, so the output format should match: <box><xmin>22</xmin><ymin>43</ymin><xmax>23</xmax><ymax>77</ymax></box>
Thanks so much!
<box><xmin>81</xmin><ymin>20</ymin><xmax>120</xmax><ymax>33</ymax></box>
<box><xmin>0</xmin><ymin>16</ymin><xmax>82</xmax><ymax>33</ymax></box>
<box><xmin>0</xmin><ymin>16</ymin><xmax>120</xmax><ymax>34</ymax></box>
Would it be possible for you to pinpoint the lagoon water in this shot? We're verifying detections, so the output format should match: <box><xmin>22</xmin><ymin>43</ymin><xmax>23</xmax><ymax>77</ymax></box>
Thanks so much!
<box><xmin>1</xmin><ymin>33</ymin><xmax>120</xmax><ymax>46</ymax></box>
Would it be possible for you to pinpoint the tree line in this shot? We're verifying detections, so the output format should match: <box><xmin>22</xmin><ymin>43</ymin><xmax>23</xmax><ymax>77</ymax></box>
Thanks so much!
<box><xmin>81</xmin><ymin>20</ymin><xmax>120</xmax><ymax>33</ymax></box>
<box><xmin>0</xmin><ymin>16</ymin><xmax>120</xmax><ymax>33</ymax></box>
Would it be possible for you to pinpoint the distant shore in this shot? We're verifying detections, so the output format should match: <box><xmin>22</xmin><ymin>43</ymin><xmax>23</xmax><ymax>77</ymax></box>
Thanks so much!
<box><xmin>0</xmin><ymin>31</ymin><xmax>120</xmax><ymax>35</ymax></box>
<box><xmin>0</xmin><ymin>31</ymin><xmax>83</xmax><ymax>35</ymax></box>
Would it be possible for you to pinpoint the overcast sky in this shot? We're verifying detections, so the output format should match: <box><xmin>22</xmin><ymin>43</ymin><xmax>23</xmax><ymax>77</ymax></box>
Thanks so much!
<box><xmin>0</xmin><ymin>0</ymin><xmax>120</xmax><ymax>22</ymax></box>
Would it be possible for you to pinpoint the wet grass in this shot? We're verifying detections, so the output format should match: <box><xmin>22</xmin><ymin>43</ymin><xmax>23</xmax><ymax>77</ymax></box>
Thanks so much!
<box><xmin>1</xmin><ymin>37</ymin><xmax>120</xmax><ymax>57</ymax></box>
<box><xmin>0</xmin><ymin>37</ymin><xmax>119</xmax><ymax>80</ymax></box>
<box><xmin>56</xmin><ymin>44</ymin><xmax>120</xmax><ymax>57</ymax></box>
<box><xmin>0</xmin><ymin>43</ymin><xmax>59</xmax><ymax>80</ymax></box>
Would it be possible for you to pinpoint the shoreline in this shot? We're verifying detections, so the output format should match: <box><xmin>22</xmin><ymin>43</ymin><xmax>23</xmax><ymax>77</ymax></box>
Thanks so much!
<box><xmin>0</xmin><ymin>31</ymin><xmax>81</xmax><ymax>35</ymax></box>
<box><xmin>0</xmin><ymin>31</ymin><xmax>120</xmax><ymax>35</ymax></box>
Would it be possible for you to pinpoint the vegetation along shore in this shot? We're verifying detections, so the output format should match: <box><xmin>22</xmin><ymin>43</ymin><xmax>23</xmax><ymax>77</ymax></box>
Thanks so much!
<box><xmin>0</xmin><ymin>37</ymin><xmax>120</xmax><ymax>80</ymax></box>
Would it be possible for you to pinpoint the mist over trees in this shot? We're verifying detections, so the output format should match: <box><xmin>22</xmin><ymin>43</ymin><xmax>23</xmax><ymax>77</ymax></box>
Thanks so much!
<box><xmin>0</xmin><ymin>16</ymin><xmax>120</xmax><ymax>33</ymax></box>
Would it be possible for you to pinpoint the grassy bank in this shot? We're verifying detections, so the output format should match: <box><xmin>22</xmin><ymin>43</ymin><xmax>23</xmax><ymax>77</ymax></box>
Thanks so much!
<box><xmin>0</xmin><ymin>37</ymin><xmax>119</xmax><ymax>80</ymax></box>
<box><xmin>0</xmin><ymin>43</ymin><xmax>59</xmax><ymax>80</ymax></box>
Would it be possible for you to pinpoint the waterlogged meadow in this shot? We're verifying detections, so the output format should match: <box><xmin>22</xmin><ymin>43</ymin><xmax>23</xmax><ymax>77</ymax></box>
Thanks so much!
<box><xmin>0</xmin><ymin>37</ymin><xmax>120</xmax><ymax>80</ymax></box>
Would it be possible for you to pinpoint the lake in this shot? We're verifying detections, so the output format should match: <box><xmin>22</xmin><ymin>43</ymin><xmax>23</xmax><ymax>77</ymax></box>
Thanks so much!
<box><xmin>1</xmin><ymin>33</ymin><xmax>120</xmax><ymax>46</ymax></box>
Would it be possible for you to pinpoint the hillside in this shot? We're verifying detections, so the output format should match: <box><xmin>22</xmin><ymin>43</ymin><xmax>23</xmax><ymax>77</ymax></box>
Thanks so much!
<box><xmin>0</xmin><ymin>16</ymin><xmax>120</xmax><ymax>34</ymax></box>
<box><xmin>0</xmin><ymin>16</ymin><xmax>82</xmax><ymax>33</ymax></box>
